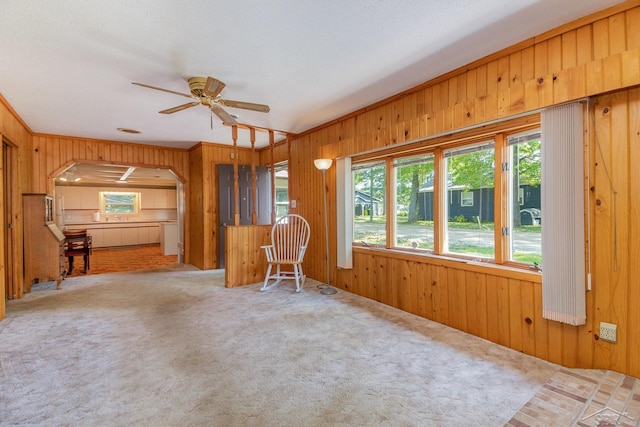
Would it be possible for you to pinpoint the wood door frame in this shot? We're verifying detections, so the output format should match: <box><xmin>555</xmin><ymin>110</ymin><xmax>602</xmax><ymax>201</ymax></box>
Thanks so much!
<box><xmin>1</xmin><ymin>136</ymin><xmax>20</xmax><ymax>319</ymax></box>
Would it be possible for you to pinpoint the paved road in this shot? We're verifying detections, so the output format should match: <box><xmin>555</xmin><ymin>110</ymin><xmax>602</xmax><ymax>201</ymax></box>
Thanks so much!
<box><xmin>355</xmin><ymin>222</ymin><xmax>541</xmax><ymax>253</ymax></box>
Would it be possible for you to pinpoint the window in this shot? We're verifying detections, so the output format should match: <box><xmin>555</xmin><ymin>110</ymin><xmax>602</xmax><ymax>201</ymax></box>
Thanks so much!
<box><xmin>518</xmin><ymin>188</ymin><xmax>525</xmax><ymax>206</ymax></box>
<box><xmin>393</xmin><ymin>154</ymin><xmax>434</xmax><ymax>250</ymax></box>
<box><xmin>99</xmin><ymin>191</ymin><xmax>140</xmax><ymax>214</ymax></box>
<box><xmin>507</xmin><ymin>130</ymin><xmax>542</xmax><ymax>265</ymax></box>
<box><xmin>444</xmin><ymin>141</ymin><xmax>495</xmax><ymax>259</ymax></box>
<box><xmin>353</xmin><ymin>161</ymin><xmax>386</xmax><ymax>246</ymax></box>
<box><xmin>349</xmin><ymin>115</ymin><xmax>542</xmax><ymax>270</ymax></box>
<box><xmin>460</xmin><ymin>191</ymin><xmax>474</xmax><ymax>207</ymax></box>
<box><xmin>274</xmin><ymin>162</ymin><xmax>289</xmax><ymax>219</ymax></box>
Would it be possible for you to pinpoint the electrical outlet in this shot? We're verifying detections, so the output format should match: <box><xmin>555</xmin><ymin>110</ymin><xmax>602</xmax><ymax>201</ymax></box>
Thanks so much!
<box><xmin>600</xmin><ymin>322</ymin><xmax>617</xmax><ymax>343</ymax></box>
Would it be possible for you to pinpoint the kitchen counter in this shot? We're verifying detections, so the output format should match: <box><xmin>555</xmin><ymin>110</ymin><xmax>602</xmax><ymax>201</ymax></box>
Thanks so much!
<box><xmin>64</xmin><ymin>222</ymin><xmax>176</xmax><ymax>247</ymax></box>
<box><xmin>65</xmin><ymin>221</ymin><xmax>176</xmax><ymax>227</ymax></box>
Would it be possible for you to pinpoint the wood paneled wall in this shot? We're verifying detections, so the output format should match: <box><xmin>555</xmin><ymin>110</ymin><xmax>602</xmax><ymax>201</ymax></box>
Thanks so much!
<box><xmin>224</xmin><ymin>224</ymin><xmax>271</xmax><ymax>287</ymax></box>
<box><xmin>285</xmin><ymin>2</ymin><xmax>640</xmax><ymax>376</ymax></box>
<box><xmin>0</xmin><ymin>96</ymin><xmax>31</xmax><ymax>317</ymax></box>
<box><xmin>30</xmin><ymin>135</ymin><xmax>189</xmax><ymax>194</ymax></box>
<box><xmin>188</xmin><ymin>141</ymin><xmax>256</xmax><ymax>269</ymax></box>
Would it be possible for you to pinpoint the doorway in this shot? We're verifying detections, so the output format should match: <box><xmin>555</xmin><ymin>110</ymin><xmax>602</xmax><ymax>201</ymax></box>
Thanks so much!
<box><xmin>54</xmin><ymin>163</ymin><xmax>185</xmax><ymax>275</ymax></box>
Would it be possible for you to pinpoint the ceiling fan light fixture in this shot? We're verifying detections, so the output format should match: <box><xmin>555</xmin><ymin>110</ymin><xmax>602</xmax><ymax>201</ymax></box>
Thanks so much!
<box><xmin>133</xmin><ymin>76</ymin><xmax>269</xmax><ymax>127</ymax></box>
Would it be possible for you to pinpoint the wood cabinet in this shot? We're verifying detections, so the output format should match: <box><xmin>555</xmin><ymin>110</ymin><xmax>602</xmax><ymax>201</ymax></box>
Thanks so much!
<box><xmin>66</xmin><ymin>223</ymin><xmax>162</xmax><ymax>248</ymax></box>
<box><xmin>23</xmin><ymin>194</ymin><xmax>65</xmax><ymax>291</ymax></box>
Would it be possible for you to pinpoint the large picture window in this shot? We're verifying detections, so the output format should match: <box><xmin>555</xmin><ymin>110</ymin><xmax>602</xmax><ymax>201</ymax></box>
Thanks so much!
<box><xmin>349</xmin><ymin>116</ymin><xmax>544</xmax><ymax>270</ymax></box>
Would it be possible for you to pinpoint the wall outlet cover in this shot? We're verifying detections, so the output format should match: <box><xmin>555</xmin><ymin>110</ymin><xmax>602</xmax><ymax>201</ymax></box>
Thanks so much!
<box><xmin>600</xmin><ymin>322</ymin><xmax>617</xmax><ymax>343</ymax></box>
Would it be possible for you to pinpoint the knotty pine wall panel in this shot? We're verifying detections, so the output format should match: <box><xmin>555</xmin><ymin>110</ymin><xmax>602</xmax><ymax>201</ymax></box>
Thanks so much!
<box><xmin>0</xmin><ymin>97</ymin><xmax>31</xmax><ymax>316</ymax></box>
<box><xmin>30</xmin><ymin>135</ymin><xmax>190</xmax><ymax>195</ymax></box>
<box><xmin>224</xmin><ymin>224</ymin><xmax>271</xmax><ymax>287</ymax></box>
<box><xmin>289</xmin><ymin>3</ymin><xmax>640</xmax><ymax>376</ymax></box>
<box><xmin>188</xmin><ymin>142</ymin><xmax>255</xmax><ymax>270</ymax></box>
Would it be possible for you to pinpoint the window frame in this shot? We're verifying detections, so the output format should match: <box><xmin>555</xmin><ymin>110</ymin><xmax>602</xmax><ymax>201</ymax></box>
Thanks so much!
<box><xmin>350</xmin><ymin>115</ymin><xmax>541</xmax><ymax>270</ymax></box>
<box><xmin>391</xmin><ymin>153</ymin><xmax>435</xmax><ymax>252</ymax></box>
<box><xmin>352</xmin><ymin>160</ymin><xmax>388</xmax><ymax>247</ymax></box>
<box><xmin>504</xmin><ymin>128</ymin><xmax>542</xmax><ymax>268</ymax></box>
<box><xmin>460</xmin><ymin>191</ymin><xmax>474</xmax><ymax>207</ymax></box>
<box><xmin>99</xmin><ymin>191</ymin><xmax>141</xmax><ymax>215</ymax></box>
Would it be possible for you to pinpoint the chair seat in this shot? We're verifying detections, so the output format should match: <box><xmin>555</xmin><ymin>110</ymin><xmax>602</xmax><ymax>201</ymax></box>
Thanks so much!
<box><xmin>267</xmin><ymin>260</ymin><xmax>301</xmax><ymax>265</ymax></box>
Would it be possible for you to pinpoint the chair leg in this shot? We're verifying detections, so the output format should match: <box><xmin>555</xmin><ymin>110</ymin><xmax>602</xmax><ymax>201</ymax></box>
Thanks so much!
<box><xmin>260</xmin><ymin>264</ymin><xmax>273</xmax><ymax>291</ymax></box>
<box><xmin>67</xmin><ymin>256</ymin><xmax>74</xmax><ymax>275</ymax></box>
<box><xmin>294</xmin><ymin>264</ymin><xmax>302</xmax><ymax>293</ymax></box>
<box><xmin>299</xmin><ymin>265</ymin><xmax>306</xmax><ymax>287</ymax></box>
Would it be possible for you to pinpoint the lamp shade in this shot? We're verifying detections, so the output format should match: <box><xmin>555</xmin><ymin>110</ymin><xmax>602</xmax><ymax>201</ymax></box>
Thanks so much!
<box><xmin>314</xmin><ymin>158</ymin><xmax>333</xmax><ymax>171</ymax></box>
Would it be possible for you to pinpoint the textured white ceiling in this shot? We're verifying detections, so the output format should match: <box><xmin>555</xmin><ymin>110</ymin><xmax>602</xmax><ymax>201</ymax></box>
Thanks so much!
<box><xmin>0</xmin><ymin>0</ymin><xmax>625</xmax><ymax>149</ymax></box>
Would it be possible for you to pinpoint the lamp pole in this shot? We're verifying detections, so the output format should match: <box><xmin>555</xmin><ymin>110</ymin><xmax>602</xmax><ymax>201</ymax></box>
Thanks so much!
<box><xmin>314</xmin><ymin>159</ymin><xmax>337</xmax><ymax>295</ymax></box>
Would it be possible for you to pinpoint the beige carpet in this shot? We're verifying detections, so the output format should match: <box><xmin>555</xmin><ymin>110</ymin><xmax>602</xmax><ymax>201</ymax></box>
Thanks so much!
<box><xmin>0</xmin><ymin>266</ymin><xmax>560</xmax><ymax>426</ymax></box>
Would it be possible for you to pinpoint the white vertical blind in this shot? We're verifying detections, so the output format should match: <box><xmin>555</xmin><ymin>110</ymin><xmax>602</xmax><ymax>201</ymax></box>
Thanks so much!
<box><xmin>541</xmin><ymin>102</ymin><xmax>586</xmax><ymax>326</ymax></box>
<box><xmin>336</xmin><ymin>157</ymin><xmax>353</xmax><ymax>269</ymax></box>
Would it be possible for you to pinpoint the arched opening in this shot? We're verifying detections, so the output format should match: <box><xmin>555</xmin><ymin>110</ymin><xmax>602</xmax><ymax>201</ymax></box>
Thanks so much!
<box><xmin>53</xmin><ymin>162</ymin><xmax>185</xmax><ymax>276</ymax></box>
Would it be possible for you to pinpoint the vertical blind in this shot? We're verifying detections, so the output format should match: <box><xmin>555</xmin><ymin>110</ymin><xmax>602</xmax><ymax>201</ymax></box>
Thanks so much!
<box><xmin>541</xmin><ymin>102</ymin><xmax>586</xmax><ymax>326</ymax></box>
<box><xmin>336</xmin><ymin>157</ymin><xmax>353</xmax><ymax>269</ymax></box>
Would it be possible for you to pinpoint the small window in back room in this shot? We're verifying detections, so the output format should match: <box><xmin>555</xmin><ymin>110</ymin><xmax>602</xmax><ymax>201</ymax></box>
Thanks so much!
<box><xmin>99</xmin><ymin>191</ymin><xmax>140</xmax><ymax>214</ymax></box>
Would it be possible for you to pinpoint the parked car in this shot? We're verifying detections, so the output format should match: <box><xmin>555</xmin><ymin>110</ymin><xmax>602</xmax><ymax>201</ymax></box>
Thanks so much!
<box><xmin>520</xmin><ymin>208</ymin><xmax>541</xmax><ymax>225</ymax></box>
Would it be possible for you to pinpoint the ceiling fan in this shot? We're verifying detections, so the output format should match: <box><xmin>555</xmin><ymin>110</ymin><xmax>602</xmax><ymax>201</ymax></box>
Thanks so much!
<box><xmin>132</xmin><ymin>76</ymin><xmax>270</xmax><ymax>126</ymax></box>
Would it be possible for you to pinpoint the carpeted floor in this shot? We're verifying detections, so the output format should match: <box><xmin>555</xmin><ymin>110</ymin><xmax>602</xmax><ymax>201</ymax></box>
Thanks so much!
<box><xmin>2</xmin><ymin>267</ymin><xmax>639</xmax><ymax>426</ymax></box>
<box><xmin>1</xmin><ymin>267</ymin><xmax>556</xmax><ymax>426</ymax></box>
<box><xmin>65</xmin><ymin>244</ymin><xmax>178</xmax><ymax>276</ymax></box>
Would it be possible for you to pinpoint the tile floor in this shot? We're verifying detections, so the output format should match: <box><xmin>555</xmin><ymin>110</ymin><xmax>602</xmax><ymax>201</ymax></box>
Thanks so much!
<box><xmin>508</xmin><ymin>368</ymin><xmax>640</xmax><ymax>426</ymax></box>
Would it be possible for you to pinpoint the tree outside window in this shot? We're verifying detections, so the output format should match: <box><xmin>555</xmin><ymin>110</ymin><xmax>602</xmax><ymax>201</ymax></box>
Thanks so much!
<box><xmin>353</xmin><ymin>161</ymin><xmax>386</xmax><ymax>246</ymax></box>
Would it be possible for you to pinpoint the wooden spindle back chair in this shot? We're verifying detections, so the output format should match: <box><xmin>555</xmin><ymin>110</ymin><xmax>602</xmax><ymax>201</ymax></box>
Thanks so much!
<box><xmin>260</xmin><ymin>214</ymin><xmax>310</xmax><ymax>292</ymax></box>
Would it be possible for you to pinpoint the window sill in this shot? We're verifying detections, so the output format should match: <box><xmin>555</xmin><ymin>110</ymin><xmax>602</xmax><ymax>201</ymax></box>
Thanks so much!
<box><xmin>351</xmin><ymin>246</ymin><xmax>542</xmax><ymax>283</ymax></box>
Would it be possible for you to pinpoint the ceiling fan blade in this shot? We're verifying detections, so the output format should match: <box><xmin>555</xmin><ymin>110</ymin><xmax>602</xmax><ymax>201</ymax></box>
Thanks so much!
<box><xmin>132</xmin><ymin>82</ymin><xmax>193</xmax><ymax>98</ymax></box>
<box><xmin>159</xmin><ymin>102</ymin><xmax>200</xmax><ymax>114</ymax></box>
<box><xmin>220</xmin><ymin>99</ymin><xmax>270</xmax><ymax>113</ymax></box>
<box><xmin>203</xmin><ymin>77</ymin><xmax>226</xmax><ymax>98</ymax></box>
<box><xmin>209</xmin><ymin>104</ymin><xmax>237</xmax><ymax>125</ymax></box>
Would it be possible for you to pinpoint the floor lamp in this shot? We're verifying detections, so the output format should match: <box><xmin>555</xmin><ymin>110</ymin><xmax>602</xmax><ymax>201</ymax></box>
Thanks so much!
<box><xmin>314</xmin><ymin>158</ymin><xmax>337</xmax><ymax>295</ymax></box>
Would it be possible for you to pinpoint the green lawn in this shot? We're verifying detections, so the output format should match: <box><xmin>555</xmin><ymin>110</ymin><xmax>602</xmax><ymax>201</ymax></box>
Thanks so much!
<box><xmin>354</xmin><ymin>215</ymin><xmax>542</xmax><ymax>266</ymax></box>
